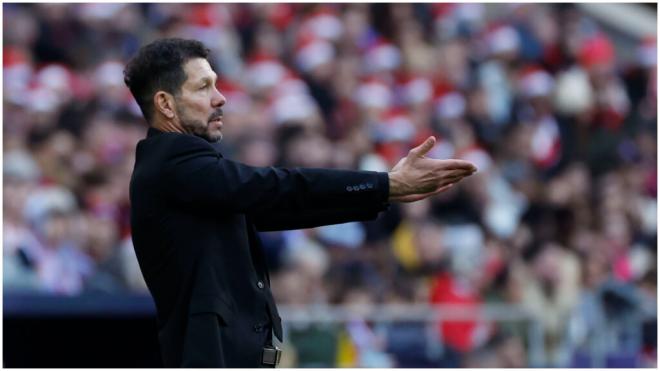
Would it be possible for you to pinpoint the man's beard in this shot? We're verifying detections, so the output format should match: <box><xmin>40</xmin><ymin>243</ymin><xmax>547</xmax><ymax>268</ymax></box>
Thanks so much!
<box><xmin>177</xmin><ymin>105</ymin><xmax>223</xmax><ymax>143</ymax></box>
<box><xmin>181</xmin><ymin>118</ymin><xmax>223</xmax><ymax>142</ymax></box>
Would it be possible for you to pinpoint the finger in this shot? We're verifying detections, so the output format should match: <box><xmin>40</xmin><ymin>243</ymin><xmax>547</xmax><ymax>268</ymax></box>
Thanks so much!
<box><xmin>438</xmin><ymin>169</ymin><xmax>474</xmax><ymax>181</ymax></box>
<box><xmin>439</xmin><ymin>169</ymin><xmax>478</xmax><ymax>186</ymax></box>
<box><xmin>434</xmin><ymin>183</ymin><xmax>454</xmax><ymax>193</ymax></box>
<box><xmin>444</xmin><ymin>160</ymin><xmax>477</xmax><ymax>171</ymax></box>
<box><xmin>439</xmin><ymin>175</ymin><xmax>466</xmax><ymax>187</ymax></box>
<box><xmin>448</xmin><ymin>168</ymin><xmax>474</xmax><ymax>177</ymax></box>
<box><xmin>409</xmin><ymin>136</ymin><xmax>436</xmax><ymax>158</ymax></box>
<box><xmin>440</xmin><ymin>169</ymin><xmax>473</xmax><ymax>178</ymax></box>
<box><xmin>419</xmin><ymin>183</ymin><xmax>455</xmax><ymax>200</ymax></box>
<box><xmin>433</xmin><ymin>159</ymin><xmax>477</xmax><ymax>171</ymax></box>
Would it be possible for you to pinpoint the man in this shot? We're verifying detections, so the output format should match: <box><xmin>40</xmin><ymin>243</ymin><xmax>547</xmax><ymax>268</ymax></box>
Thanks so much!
<box><xmin>124</xmin><ymin>38</ymin><xmax>476</xmax><ymax>368</ymax></box>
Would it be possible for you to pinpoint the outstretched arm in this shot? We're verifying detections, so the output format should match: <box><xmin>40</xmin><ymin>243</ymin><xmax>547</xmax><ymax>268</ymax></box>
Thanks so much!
<box><xmin>163</xmin><ymin>134</ymin><xmax>474</xmax><ymax>220</ymax></box>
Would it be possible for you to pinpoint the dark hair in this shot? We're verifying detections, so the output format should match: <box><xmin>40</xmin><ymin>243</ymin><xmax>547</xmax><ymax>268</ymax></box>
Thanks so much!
<box><xmin>123</xmin><ymin>38</ymin><xmax>210</xmax><ymax>123</ymax></box>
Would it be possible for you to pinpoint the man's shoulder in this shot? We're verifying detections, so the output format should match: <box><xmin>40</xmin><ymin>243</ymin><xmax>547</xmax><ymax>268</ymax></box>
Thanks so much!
<box><xmin>137</xmin><ymin>131</ymin><xmax>216</xmax><ymax>160</ymax></box>
<box><xmin>131</xmin><ymin>132</ymin><xmax>217</xmax><ymax>201</ymax></box>
<box><xmin>141</xmin><ymin>130</ymin><xmax>213</xmax><ymax>148</ymax></box>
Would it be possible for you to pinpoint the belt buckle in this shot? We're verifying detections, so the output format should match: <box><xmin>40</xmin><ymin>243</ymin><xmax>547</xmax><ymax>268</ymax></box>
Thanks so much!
<box><xmin>262</xmin><ymin>345</ymin><xmax>282</xmax><ymax>366</ymax></box>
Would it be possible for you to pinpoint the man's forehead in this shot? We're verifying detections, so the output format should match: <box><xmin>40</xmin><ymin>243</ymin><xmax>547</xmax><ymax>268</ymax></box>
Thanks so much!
<box><xmin>183</xmin><ymin>58</ymin><xmax>217</xmax><ymax>81</ymax></box>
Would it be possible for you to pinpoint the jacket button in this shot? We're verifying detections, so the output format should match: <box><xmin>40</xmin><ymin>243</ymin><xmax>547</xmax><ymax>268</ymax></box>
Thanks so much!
<box><xmin>253</xmin><ymin>324</ymin><xmax>264</xmax><ymax>332</ymax></box>
<box><xmin>257</xmin><ymin>280</ymin><xmax>265</xmax><ymax>289</ymax></box>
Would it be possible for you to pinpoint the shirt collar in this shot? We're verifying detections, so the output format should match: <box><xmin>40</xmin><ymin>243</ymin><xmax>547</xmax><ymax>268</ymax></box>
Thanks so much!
<box><xmin>146</xmin><ymin>126</ymin><xmax>164</xmax><ymax>138</ymax></box>
<box><xmin>146</xmin><ymin>126</ymin><xmax>224</xmax><ymax>157</ymax></box>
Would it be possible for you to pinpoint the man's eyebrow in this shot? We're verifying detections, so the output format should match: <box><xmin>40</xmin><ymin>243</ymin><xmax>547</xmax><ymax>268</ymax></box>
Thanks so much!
<box><xmin>198</xmin><ymin>74</ymin><xmax>218</xmax><ymax>84</ymax></box>
<box><xmin>202</xmin><ymin>73</ymin><xmax>218</xmax><ymax>81</ymax></box>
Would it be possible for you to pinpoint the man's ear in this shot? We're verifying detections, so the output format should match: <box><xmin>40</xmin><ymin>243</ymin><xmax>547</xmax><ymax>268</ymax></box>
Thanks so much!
<box><xmin>154</xmin><ymin>91</ymin><xmax>176</xmax><ymax>119</ymax></box>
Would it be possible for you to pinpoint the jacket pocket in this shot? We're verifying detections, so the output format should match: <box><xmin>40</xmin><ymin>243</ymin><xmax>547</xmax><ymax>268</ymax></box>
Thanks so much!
<box><xmin>188</xmin><ymin>294</ymin><xmax>235</xmax><ymax>324</ymax></box>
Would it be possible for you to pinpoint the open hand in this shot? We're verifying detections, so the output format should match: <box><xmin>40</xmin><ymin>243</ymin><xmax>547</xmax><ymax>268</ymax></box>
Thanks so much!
<box><xmin>388</xmin><ymin>136</ymin><xmax>477</xmax><ymax>203</ymax></box>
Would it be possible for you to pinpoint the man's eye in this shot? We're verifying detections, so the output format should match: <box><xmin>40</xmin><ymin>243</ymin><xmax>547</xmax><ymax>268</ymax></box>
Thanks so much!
<box><xmin>200</xmin><ymin>84</ymin><xmax>208</xmax><ymax>90</ymax></box>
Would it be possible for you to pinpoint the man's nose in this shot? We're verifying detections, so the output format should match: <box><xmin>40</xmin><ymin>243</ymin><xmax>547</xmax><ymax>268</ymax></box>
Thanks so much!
<box><xmin>212</xmin><ymin>88</ymin><xmax>226</xmax><ymax>107</ymax></box>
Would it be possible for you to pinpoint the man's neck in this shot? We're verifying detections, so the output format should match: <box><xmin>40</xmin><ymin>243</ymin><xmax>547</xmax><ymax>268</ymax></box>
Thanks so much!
<box><xmin>152</xmin><ymin>119</ymin><xmax>185</xmax><ymax>134</ymax></box>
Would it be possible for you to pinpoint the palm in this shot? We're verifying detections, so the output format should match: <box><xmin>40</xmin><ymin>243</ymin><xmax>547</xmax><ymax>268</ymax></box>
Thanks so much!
<box><xmin>390</xmin><ymin>184</ymin><xmax>454</xmax><ymax>203</ymax></box>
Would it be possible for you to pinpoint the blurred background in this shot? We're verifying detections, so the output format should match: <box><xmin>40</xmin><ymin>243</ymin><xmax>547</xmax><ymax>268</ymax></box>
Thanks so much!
<box><xmin>3</xmin><ymin>3</ymin><xmax>657</xmax><ymax>368</ymax></box>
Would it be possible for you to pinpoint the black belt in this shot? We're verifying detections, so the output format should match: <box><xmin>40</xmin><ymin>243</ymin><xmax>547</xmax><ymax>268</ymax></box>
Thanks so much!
<box><xmin>261</xmin><ymin>345</ymin><xmax>282</xmax><ymax>367</ymax></box>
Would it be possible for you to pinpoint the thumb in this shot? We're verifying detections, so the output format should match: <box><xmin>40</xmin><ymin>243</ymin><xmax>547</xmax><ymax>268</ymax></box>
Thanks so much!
<box><xmin>410</xmin><ymin>136</ymin><xmax>436</xmax><ymax>158</ymax></box>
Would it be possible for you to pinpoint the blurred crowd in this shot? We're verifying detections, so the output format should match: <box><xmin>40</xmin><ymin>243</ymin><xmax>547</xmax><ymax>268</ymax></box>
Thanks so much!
<box><xmin>3</xmin><ymin>3</ymin><xmax>657</xmax><ymax>368</ymax></box>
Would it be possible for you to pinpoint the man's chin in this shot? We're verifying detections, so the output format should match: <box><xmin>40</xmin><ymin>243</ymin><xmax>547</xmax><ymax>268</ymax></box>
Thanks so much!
<box><xmin>203</xmin><ymin>131</ymin><xmax>223</xmax><ymax>143</ymax></box>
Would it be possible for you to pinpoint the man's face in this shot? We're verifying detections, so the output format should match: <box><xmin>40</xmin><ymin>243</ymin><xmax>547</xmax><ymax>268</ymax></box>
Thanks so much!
<box><xmin>174</xmin><ymin>58</ymin><xmax>226</xmax><ymax>142</ymax></box>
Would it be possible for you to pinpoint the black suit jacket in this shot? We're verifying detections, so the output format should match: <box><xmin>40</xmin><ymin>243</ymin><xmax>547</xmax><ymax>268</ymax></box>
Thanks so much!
<box><xmin>130</xmin><ymin>128</ymin><xmax>389</xmax><ymax>367</ymax></box>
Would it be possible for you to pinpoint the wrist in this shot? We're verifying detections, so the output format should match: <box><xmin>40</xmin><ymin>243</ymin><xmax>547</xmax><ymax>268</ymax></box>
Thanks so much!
<box><xmin>388</xmin><ymin>172</ymin><xmax>406</xmax><ymax>200</ymax></box>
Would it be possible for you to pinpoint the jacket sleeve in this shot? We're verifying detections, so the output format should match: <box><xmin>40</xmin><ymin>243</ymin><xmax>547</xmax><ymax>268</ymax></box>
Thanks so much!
<box><xmin>162</xmin><ymin>135</ymin><xmax>390</xmax><ymax>214</ymax></box>
<box><xmin>249</xmin><ymin>203</ymin><xmax>390</xmax><ymax>232</ymax></box>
